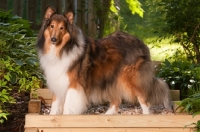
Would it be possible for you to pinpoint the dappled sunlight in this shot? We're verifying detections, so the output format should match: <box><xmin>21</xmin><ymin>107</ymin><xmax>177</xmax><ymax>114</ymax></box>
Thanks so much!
<box><xmin>145</xmin><ymin>38</ymin><xmax>183</xmax><ymax>61</ymax></box>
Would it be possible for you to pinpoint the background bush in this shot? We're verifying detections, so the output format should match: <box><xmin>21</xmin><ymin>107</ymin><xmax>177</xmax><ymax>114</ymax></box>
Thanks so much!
<box><xmin>157</xmin><ymin>59</ymin><xmax>200</xmax><ymax>99</ymax></box>
<box><xmin>0</xmin><ymin>9</ymin><xmax>43</xmax><ymax>123</ymax></box>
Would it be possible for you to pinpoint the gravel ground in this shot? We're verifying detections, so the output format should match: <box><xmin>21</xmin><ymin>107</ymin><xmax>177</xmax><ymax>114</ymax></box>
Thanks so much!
<box><xmin>83</xmin><ymin>103</ymin><xmax>174</xmax><ymax>115</ymax></box>
<box><xmin>41</xmin><ymin>102</ymin><xmax>175</xmax><ymax>115</ymax></box>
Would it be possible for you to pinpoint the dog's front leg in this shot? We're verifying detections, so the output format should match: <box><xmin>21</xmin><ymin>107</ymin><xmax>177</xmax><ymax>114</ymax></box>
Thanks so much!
<box><xmin>50</xmin><ymin>94</ymin><xmax>63</xmax><ymax>115</ymax></box>
<box><xmin>63</xmin><ymin>88</ymin><xmax>88</xmax><ymax>114</ymax></box>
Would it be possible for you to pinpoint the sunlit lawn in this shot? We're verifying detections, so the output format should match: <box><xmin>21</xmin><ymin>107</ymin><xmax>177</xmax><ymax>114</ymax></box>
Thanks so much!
<box><xmin>145</xmin><ymin>38</ymin><xmax>183</xmax><ymax>61</ymax></box>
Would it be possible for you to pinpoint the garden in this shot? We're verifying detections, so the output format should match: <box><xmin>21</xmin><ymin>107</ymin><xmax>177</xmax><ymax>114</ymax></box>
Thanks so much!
<box><xmin>0</xmin><ymin>0</ymin><xmax>200</xmax><ymax>132</ymax></box>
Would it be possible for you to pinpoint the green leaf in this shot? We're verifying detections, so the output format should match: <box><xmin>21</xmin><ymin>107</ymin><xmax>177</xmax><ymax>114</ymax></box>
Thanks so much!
<box><xmin>2</xmin><ymin>95</ymin><xmax>9</xmax><ymax>100</ymax></box>
<box><xmin>1</xmin><ymin>89</ymin><xmax>8</xmax><ymax>94</ymax></box>
<box><xmin>4</xmin><ymin>73</ymin><xmax>10</xmax><ymax>81</ymax></box>
<box><xmin>0</xmin><ymin>80</ymin><xmax>7</xmax><ymax>86</ymax></box>
<box><xmin>14</xmin><ymin>34</ymin><xmax>25</xmax><ymax>39</ymax></box>
<box><xmin>193</xmin><ymin>111</ymin><xmax>200</xmax><ymax>117</ymax></box>
<box><xmin>110</xmin><ymin>0</ymin><xmax>118</xmax><ymax>13</ymax></box>
<box><xmin>0</xmin><ymin>119</ymin><xmax>4</xmax><ymax>124</ymax></box>
<box><xmin>10</xmin><ymin>72</ymin><xmax>18</xmax><ymax>84</ymax></box>
<box><xmin>126</xmin><ymin>0</ymin><xmax>144</xmax><ymax>17</ymax></box>
<box><xmin>13</xmin><ymin>59</ymin><xmax>25</xmax><ymax>66</ymax></box>
<box><xmin>12</xmin><ymin>15</ymin><xmax>21</xmax><ymax>20</ymax></box>
<box><xmin>25</xmin><ymin>57</ymin><xmax>39</xmax><ymax>66</ymax></box>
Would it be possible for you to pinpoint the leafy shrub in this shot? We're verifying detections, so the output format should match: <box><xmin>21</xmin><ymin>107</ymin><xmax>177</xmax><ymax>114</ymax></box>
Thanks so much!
<box><xmin>157</xmin><ymin>59</ymin><xmax>200</xmax><ymax>99</ymax></box>
<box><xmin>0</xmin><ymin>9</ymin><xmax>43</xmax><ymax>123</ymax></box>
<box><xmin>177</xmin><ymin>93</ymin><xmax>200</xmax><ymax>115</ymax></box>
<box><xmin>177</xmin><ymin>93</ymin><xmax>200</xmax><ymax>132</ymax></box>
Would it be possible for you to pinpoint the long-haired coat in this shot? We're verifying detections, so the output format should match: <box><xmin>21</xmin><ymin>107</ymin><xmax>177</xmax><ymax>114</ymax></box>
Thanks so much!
<box><xmin>37</xmin><ymin>5</ymin><xmax>171</xmax><ymax>115</ymax></box>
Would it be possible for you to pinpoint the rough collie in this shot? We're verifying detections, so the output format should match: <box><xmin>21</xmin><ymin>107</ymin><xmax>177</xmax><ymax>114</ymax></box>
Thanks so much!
<box><xmin>37</xmin><ymin>5</ymin><xmax>171</xmax><ymax>115</ymax></box>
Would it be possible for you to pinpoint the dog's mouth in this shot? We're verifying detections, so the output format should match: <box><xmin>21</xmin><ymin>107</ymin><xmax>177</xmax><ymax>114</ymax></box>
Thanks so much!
<box><xmin>51</xmin><ymin>42</ymin><xmax>57</xmax><ymax>45</ymax></box>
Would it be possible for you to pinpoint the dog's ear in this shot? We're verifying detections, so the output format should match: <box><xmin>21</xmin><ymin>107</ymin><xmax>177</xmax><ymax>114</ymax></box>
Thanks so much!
<box><xmin>64</xmin><ymin>11</ymin><xmax>74</xmax><ymax>24</ymax></box>
<box><xmin>44</xmin><ymin>5</ymin><xmax>56</xmax><ymax>19</ymax></box>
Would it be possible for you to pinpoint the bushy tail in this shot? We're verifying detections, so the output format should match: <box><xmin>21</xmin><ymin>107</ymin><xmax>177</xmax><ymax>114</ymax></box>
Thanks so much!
<box><xmin>149</xmin><ymin>78</ymin><xmax>172</xmax><ymax>109</ymax></box>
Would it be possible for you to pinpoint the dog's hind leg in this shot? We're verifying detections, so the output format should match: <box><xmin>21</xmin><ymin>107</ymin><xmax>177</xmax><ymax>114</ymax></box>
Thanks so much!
<box><xmin>105</xmin><ymin>105</ymin><xmax>118</xmax><ymax>114</ymax></box>
<box><xmin>50</xmin><ymin>94</ymin><xmax>63</xmax><ymax>115</ymax></box>
<box><xmin>105</xmin><ymin>100</ymin><xmax>121</xmax><ymax>114</ymax></box>
<box><xmin>63</xmin><ymin>88</ymin><xmax>88</xmax><ymax>114</ymax></box>
<box><xmin>137</xmin><ymin>96</ymin><xmax>150</xmax><ymax>114</ymax></box>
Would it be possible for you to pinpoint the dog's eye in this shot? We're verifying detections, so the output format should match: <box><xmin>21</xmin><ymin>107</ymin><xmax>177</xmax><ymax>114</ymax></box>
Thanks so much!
<box><xmin>50</xmin><ymin>25</ymin><xmax>54</xmax><ymax>28</ymax></box>
<box><xmin>60</xmin><ymin>27</ymin><xmax>63</xmax><ymax>30</ymax></box>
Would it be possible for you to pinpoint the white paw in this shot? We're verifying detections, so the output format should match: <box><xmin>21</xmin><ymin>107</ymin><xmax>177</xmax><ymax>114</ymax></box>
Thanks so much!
<box><xmin>105</xmin><ymin>105</ymin><xmax>118</xmax><ymax>115</ymax></box>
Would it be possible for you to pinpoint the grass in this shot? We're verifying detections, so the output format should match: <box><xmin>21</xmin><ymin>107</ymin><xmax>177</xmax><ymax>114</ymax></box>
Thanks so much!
<box><xmin>144</xmin><ymin>38</ymin><xmax>183</xmax><ymax>61</ymax></box>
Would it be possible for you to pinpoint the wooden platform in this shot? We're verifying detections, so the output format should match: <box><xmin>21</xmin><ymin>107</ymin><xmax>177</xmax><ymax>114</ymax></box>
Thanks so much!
<box><xmin>25</xmin><ymin>114</ymin><xmax>200</xmax><ymax>132</ymax></box>
<box><xmin>25</xmin><ymin>88</ymin><xmax>194</xmax><ymax>132</ymax></box>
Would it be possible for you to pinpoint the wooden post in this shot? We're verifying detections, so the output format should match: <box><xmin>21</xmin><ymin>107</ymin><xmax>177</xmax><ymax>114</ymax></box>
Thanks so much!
<box><xmin>28</xmin><ymin>99</ymin><xmax>41</xmax><ymax>113</ymax></box>
<box><xmin>13</xmin><ymin>0</ymin><xmax>22</xmax><ymax>17</ymax></box>
<box><xmin>170</xmin><ymin>90</ymin><xmax>180</xmax><ymax>101</ymax></box>
<box><xmin>76</xmin><ymin>0</ymin><xmax>85</xmax><ymax>33</ymax></box>
<box><xmin>87</xmin><ymin>0</ymin><xmax>97</xmax><ymax>37</ymax></box>
<box><xmin>27</xmin><ymin>0</ymin><xmax>37</xmax><ymax>30</ymax></box>
<box><xmin>54</xmin><ymin>0</ymin><xmax>62</xmax><ymax>14</ymax></box>
<box><xmin>0</xmin><ymin>0</ymin><xmax>7</xmax><ymax>10</ymax></box>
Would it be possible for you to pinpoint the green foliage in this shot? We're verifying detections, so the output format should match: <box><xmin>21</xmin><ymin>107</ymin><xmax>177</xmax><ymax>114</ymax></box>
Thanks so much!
<box><xmin>125</xmin><ymin>0</ymin><xmax>144</xmax><ymax>17</ymax></box>
<box><xmin>196</xmin><ymin>120</ymin><xmax>200</xmax><ymax>132</ymax></box>
<box><xmin>0</xmin><ymin>9</ymin><xmax>43</xmax><ymax>123</ymax></box>
<box><xmin>158</xmin><ymin>59</ymin><xmax>200</xmax><ymax>99</ymax></box>
<box><xmin>0</xmin><ymin>9</ymin><xmax>34</xmax><ymax>37</ymax></box>
<box><xmin>0</xmin><ymin>111</ymin><xmax>9</xmax><ymax>124</ymax></box>
<box><xmin>110</xmin><ymin>0</ymin><xmax>118</xmax><ymax>13</ymax></box>
<box><xmin>103</xmin><ymin>0</ymin><xmax>144</xmax><ymax>37</ymax></box>
<box><xmin>177</xmin><ymin>93</ymin><xmax>200</xmax><ymax>115</ymax></box>
<box><xmin>184</xmin><ymin>120</ymin><xmax>200</xmax><ymax>132</ymax></box>
<box><xmin>177</xmin><ymin>93</ymin><xmax>200</xmax><ymax>132</ymax></box>
<box><xmin>119</xmin><ymin>0</ymin><xmax>157</xmax><ymax>40</ymax></box>
<box><xmin>103</xmin><ymin>0</ymin><xmax>121</xmax><ymax>37</ymax></box>
<box><xmin>147</xmin><ymin>0</ymin><xmax>200</xmax><ymax>63</ymax></box>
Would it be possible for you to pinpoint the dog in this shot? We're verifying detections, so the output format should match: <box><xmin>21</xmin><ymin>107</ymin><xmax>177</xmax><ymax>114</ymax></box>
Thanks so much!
<box><xmin>37</xmin><ymin>5</ymin><xmax>172</xmax><ymax>115</ymax></box>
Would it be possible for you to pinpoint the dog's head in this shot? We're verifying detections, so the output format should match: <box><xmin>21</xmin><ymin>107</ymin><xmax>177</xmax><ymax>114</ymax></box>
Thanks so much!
<box><xmin>43</xmin><ymin>5</ymin><xmax>74</xmax><ymax>46</ymax></box>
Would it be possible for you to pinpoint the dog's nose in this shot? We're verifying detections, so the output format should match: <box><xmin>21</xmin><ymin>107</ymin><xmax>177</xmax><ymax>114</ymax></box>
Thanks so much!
<box><xmin>51</xmin><ymin>37</ymin><xmax>57</xmax><ymax>43</ymax></box>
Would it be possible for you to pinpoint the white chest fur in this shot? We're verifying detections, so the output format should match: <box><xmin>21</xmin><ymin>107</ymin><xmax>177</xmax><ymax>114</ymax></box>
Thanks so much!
<box><xmin>39</xmin><ymin>45</ymin><xmax>71</xmax><ymax>98</ymax></box>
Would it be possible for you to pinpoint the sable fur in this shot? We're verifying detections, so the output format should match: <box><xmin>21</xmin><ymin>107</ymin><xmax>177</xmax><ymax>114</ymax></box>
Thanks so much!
<box><xmin>37</xmin><ymin>5</ymin><xmax>172</xmax><ymax>115</ymax></box>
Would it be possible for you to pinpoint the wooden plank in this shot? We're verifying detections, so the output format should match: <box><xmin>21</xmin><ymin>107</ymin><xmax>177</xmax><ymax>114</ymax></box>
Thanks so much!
<box><xmin>44</xmin><ymin>99</ymin><xmax>52</xmax><ymax>104</ymax></box>
<box><xmin>30</xmin><ymin>89</ymin><xmax>53</xmax><ymax>100</ymax></box>
<box><xmin>25</xmin><ymin>115</ymin><xmax>200</xmax><ymax>128</ymax></box>
<box><xmin>37</xmin><ymin>128</ymin><xmax>193</xmax><ymax>132</ymax></box>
